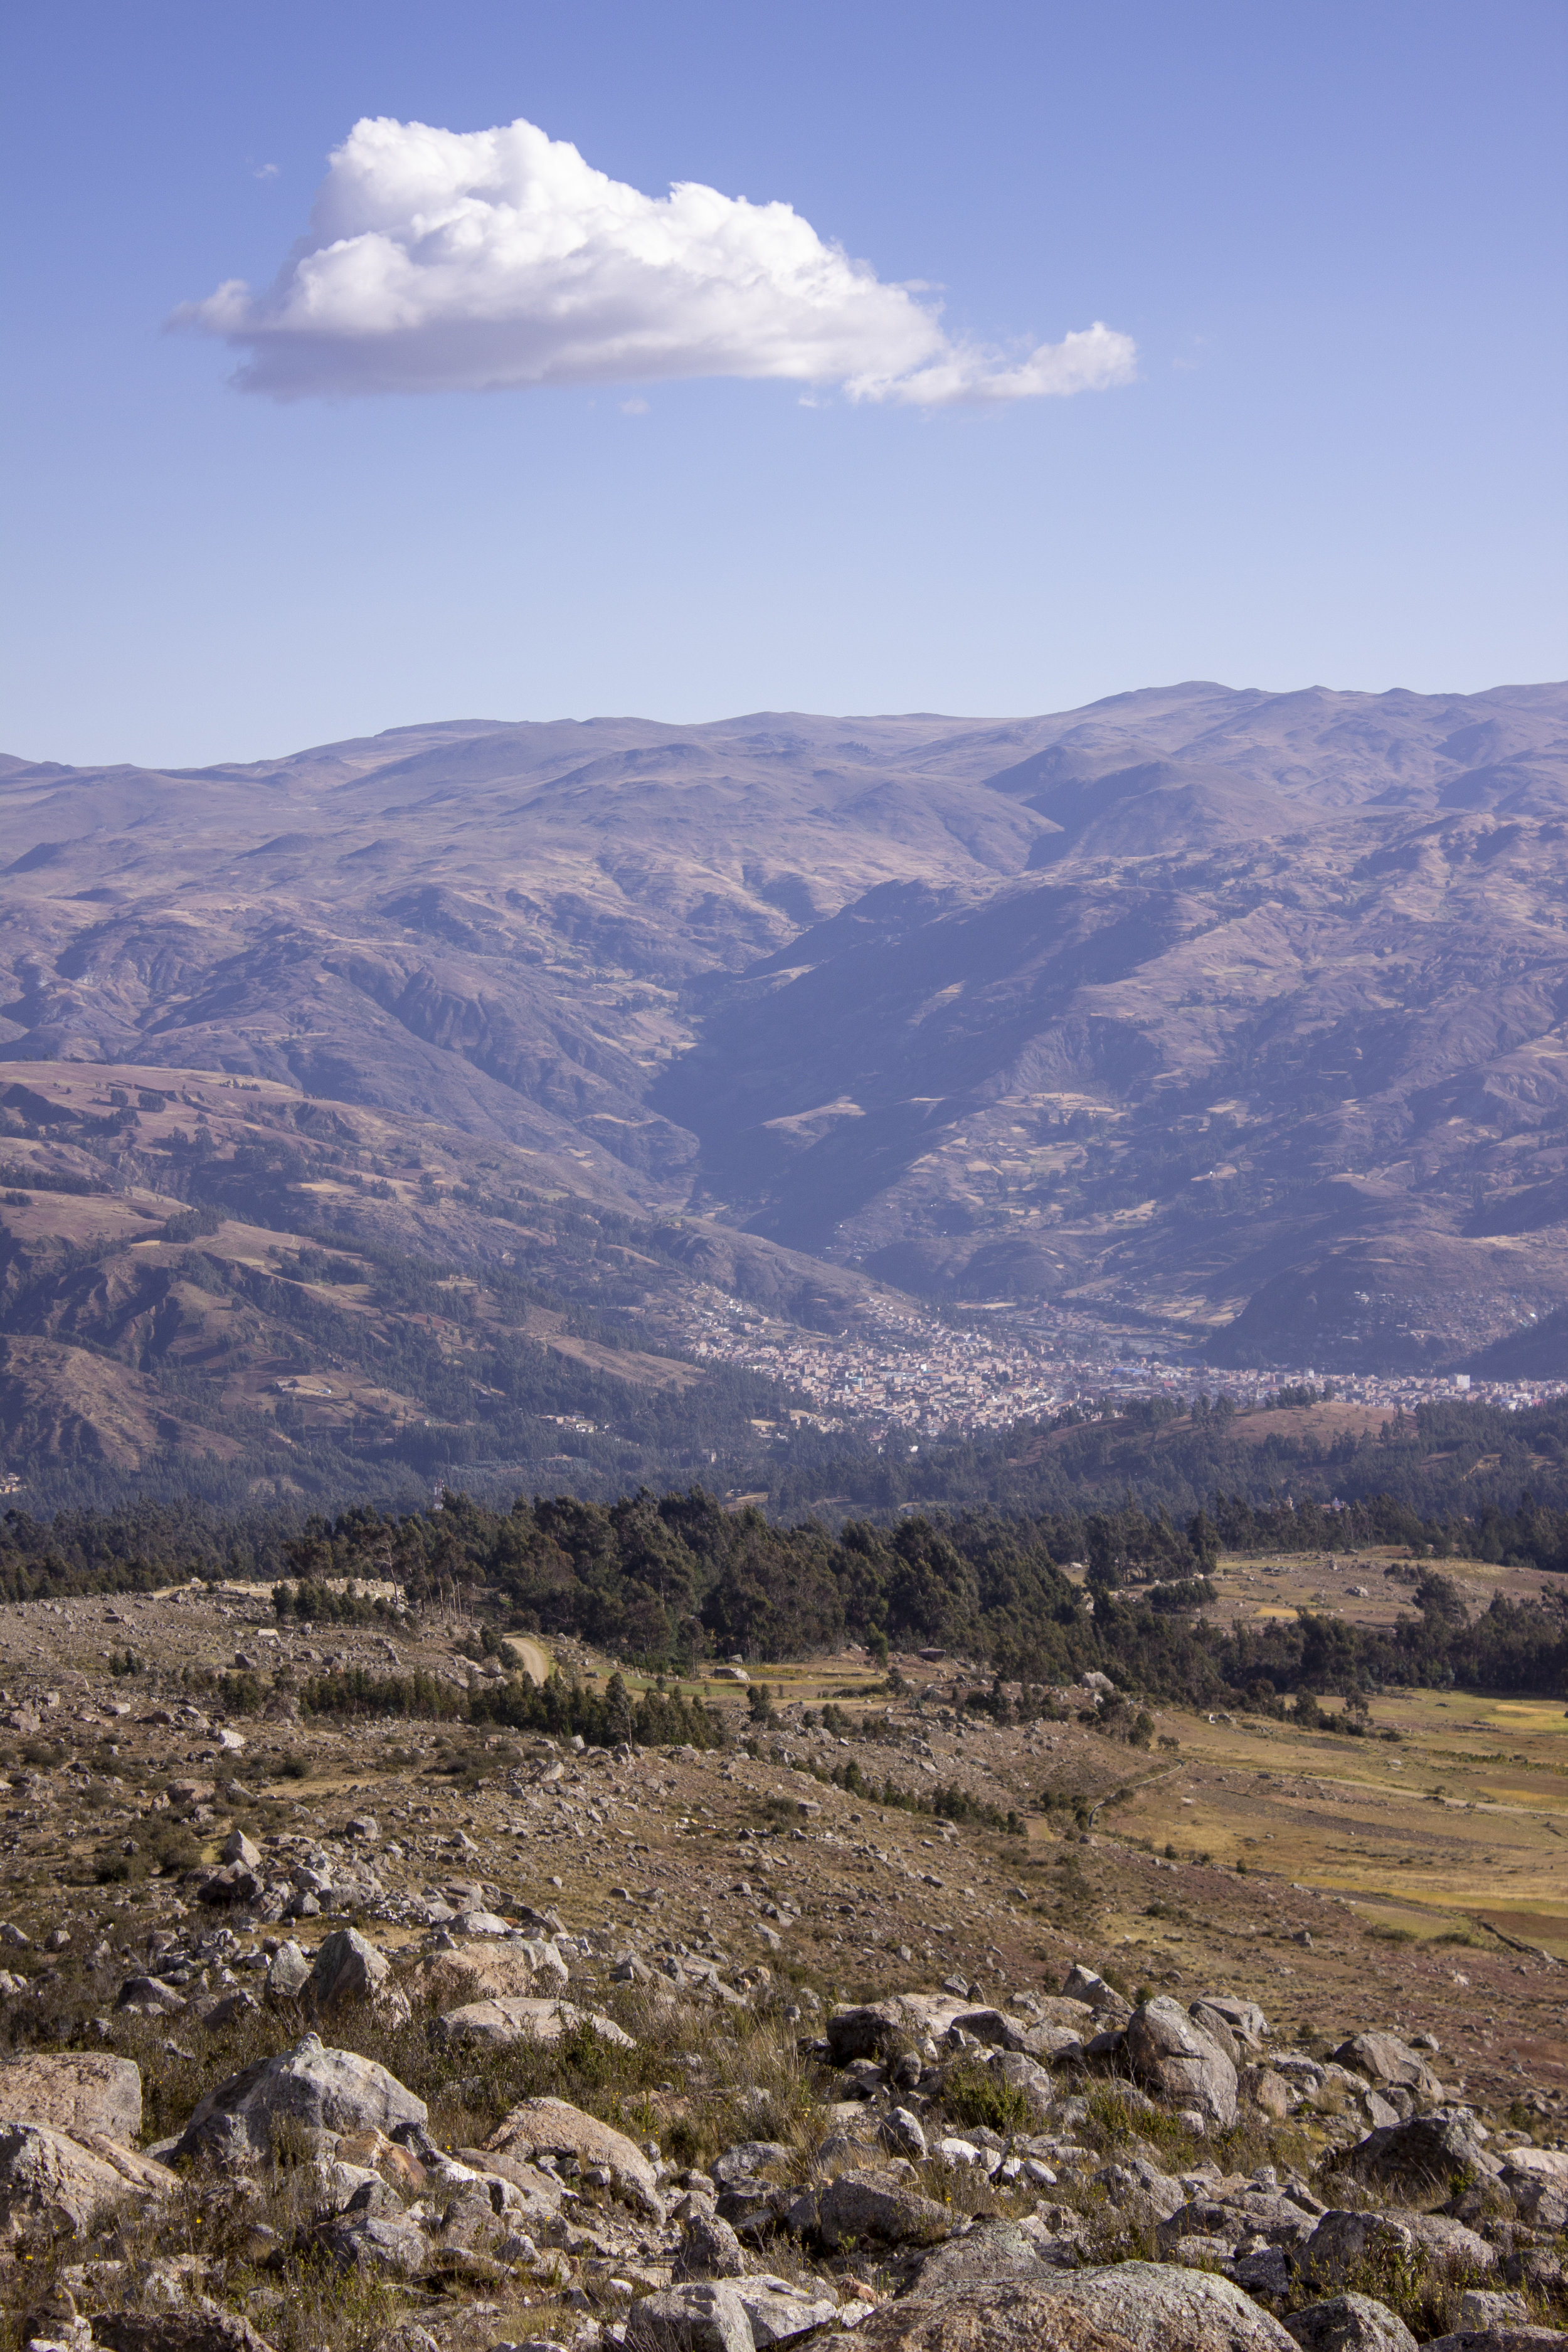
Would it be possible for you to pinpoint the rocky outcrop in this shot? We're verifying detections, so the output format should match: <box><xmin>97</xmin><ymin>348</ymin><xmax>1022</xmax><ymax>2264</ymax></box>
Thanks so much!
<box><xmin>91</xmin><ymin>2304</ymin><xmax>278</xmax><ymax>2352</ymax></box>
<box><xmin>0</xmin><ymin>2121</ymin><xmax>175</xmax><ymax>2244</ymax></box>
<box><xmin>0</xmin><ymin>2054</ymin><xmax>141</xmax><ymax>2144</ymax></box>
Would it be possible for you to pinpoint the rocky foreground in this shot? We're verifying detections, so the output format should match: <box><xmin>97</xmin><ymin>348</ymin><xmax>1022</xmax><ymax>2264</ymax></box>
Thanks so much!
<box><xmin>0</xmin><ymin>1584</ymin><xmax>1561</xmax><ymax>2351</ymax></box>
<box><xmin>0</xmin><ymin>1906</ymin><xmax>1562</xmax><ymax>2352</ymax></box>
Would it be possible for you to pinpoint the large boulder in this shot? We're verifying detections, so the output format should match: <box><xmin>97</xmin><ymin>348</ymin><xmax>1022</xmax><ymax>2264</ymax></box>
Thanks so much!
<box><xmin>1330</xmin><ymin>2034</ymin><xmax>1443</xmax><ymax>2099</ymax></box>
<box><xmin>1298</xmin><ymin>2210</ymin><xmax>1494</xmax><ymax>2296</ymax></box>
<box><xmin>1034</xmin><ymin>2264</ymin><xmax>1297</xmax><ymax>2349</ymax></box>
<box><xmin>1125</xmin><ymin>1998</ymin><xmax>1237</xmax><ymax>2124</ymax></box>
<box><xmin>0</xmin><ymin>2121</ymin><xmax>175</xmax><ymax>2243</ymax></box>
<box><xmin>803</xmin><ymin>2280</ymin><xmax>1138</xmax><ymax>2352</ymax></box>
<box><xmin>1337</xmin><ymin>2112</ymin><xmax>1498</xmax><ymax>2196</ymax></box>
<box><xmin>627</xmin><ymin>2282</ymin><xmax>755</xmax><ymax>2352</ymax></box>
<box><xmin>1283</xmin><ymin>2296</ymin><xmax>1418</xmax><ymax>2351</ymax></box>
<box><xmin>300</xmin><ymin>1929</ymin><xmax>410</xmax><ymax>2027</ymax></box>
<box><xmin>406</xmin><ymin>1936</ymin><xmax>568</xmax><ymax>2005</ymax></box>
<box><xmin>812</xmin><ymin>2168</ymin><xmax>953</xmax><ymax>2250</ymax></box>
<box><xmin>915</xmin><ymin>2219</ymin><xmax>1061</xmax><ymax>2291</ymax></box>
<box><xmin>485</xmin><ymin>2094</ymin><xmax>660</xmax><ymax>2215</ymax></box>
<box><xmin>736</xmin><ymin>2277</ymin><xmax>840</xmax><ymax>2346</ymax></box>
<box><xmin>0</xmin><ymin>2054</ymin><xmax>141</xmax><ymax>2144</ymax></box>
<box><xmin>432</xmin><ymin>1996</ymin><xmax>632</xmax><ymax>2050</ymax></box>
<box><xmin>174</xmin><ymin>2035</ymin><xmax>426</xmax><ymax>2165</ymax></box>
<box><xmin>812</xmin><ymin>2264</ymin><xmax>1298</xmax><ymax>2351</ymax></box>
<box><xmin>1420</xmin><ymin>2334</ymin><xmax>1568</xmax><ymax>2352</ymax></box>
<box><xmin>1499</xmin><ymin>2147</ymin><xmax>1568</xmax><ymax>2230</ymax></box>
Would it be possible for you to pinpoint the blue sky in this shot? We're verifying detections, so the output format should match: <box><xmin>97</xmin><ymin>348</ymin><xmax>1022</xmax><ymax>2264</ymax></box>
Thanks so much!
<box><xmin>2</xmin><ymin>0</ymin><xmax>1564</xmax><ymax>767</ymax></box>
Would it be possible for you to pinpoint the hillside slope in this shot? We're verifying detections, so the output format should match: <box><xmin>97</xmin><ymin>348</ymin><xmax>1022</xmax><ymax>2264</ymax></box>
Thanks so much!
<box><xmin>4</xmin><ymin>681</ymin><xmax>1567</xmax><ymax>1372</ymax></box>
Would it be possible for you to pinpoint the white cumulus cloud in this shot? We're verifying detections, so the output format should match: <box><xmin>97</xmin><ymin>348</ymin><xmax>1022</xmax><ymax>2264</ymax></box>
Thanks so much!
<box><xmin>175</xmin><ymin>114</ymin><xmax>1135</xmax><ymax>408</ymax></box>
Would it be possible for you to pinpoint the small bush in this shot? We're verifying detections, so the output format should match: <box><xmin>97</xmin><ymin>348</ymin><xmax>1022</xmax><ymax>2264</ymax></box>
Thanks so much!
<box><xmin>940</xmin><ymin>2058</ymin><xmax>1036</xmax><ymax>2137</ymax></box>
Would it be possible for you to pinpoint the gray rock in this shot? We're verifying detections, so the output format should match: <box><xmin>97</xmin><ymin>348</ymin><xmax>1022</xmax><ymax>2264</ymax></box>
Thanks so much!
<box><xmin>114</xmin><ymin>1978</ymin><xmax>185</xmax><ymax>2018</ymax></box>
<box><xmin>1421</xmin><ymin>2334</ymin><xmax>1568</xmax><ymax>2352</ymax></box>
<box><xmin>826</xmin><ymin>2003</ymin><xmax>911</xmax><ymax>2065</ymax></box>
<box><xmin>1500</xmin><ymin>2148</ymin><xmax>1568</xmax><ymax>2230</ymax></box>
<box><xmin>301</xmin><ymin>1928</ymin><xmax>410</xmax><ymax>2026</ymax></box>
<box><xmin>1096</xmin><ymin>2158</ymin><xmax>1188</xmax><ymax>2225</ymax></box>
<box><xmin>812</xmin><ymin>2263</ymin><xmax>1297</xmax><ymax>2351</ymax></box>
<box><xmin>1125</xmin><ymin>1998</ymin><xmax>1238</xmax><ymax>2125</ymax></box>
<box><xmin>1192</xmin><ymin>1996</ymin><xmax>1268</xmax><ymax>2046</ymax></box>
<box><xmin>432</xmin><ymin>1995</ymin><xmax>631</xmax><ymax>2049</ymax></box>
<box><xmin>813</xmin><ymin>2167</ymin><xmax>953</xmax><ymax>2250</ymax></box>
<box><xmin>313</xmin><ymin>2211</ymin><xmax>431</xmax><ymax>2276</ymax></box>
<box><xmin>174</xmin><ymin>2034</ymin><xmax>426</xmax><ymax>2164</ymax></box>
<box><xmin>992</xmin><ymin>2052</ymin><xmax>1054</xmax><ymax>2115</ymax></box>
<box><xmin>221</xmin><ymin>1831</ymin><xmax>261</xmax><ymax>1869</ymax></box>
<box><xmin>946</xmin><ymin>2008</ymin><xmax>1030</xmax><ymax>2052</ymax></box>
<box><xmin>1231</xmin><ymin>2247</ymin><xmax>1292</xmax><ymax>2299</ymax></box>
<box><xmin>1458</xmin><ymin>2293</ymin><xmax>1530</xmax><ymax>2330</ymax></box>
<box><xmin>734</xmin><ymin>2278</ymin><xmax>840</xmax><ymax>2346</ymax></box>
<box><xmin>90</xmin><ymin>2303</ymin><xmax>277</xmax><ymax>2352</ymax></box>
<box><xmin>626</xmin><ymin>2282</ymin><xmax>755</xmax><ymax>2352</ymax></box>
<box><xmin>915</xmin><ymin>2219</ymin><xmax>1058</xmax><ymax>2291</ymax></box>
<box><xmin>1061</xmin><ymin>1966</ymin><xmax>1131</xmax><ymax>2019</ymax></box>
<box><xmin>1337</xmin><ymin>2111</ymin><xmax>1498</xmax><ymax>2195</ymax></box>
<box><xmin>265</xmin><ymin>1942</ymin><xmax>310</xmax><ymax>2001</ymax></box>
<box><xmin>0</xmin><ymin>2054</ymin><xmax>141</xmax><ymax>2144</ymax></box>
<box><xmin>1329</xmin><ymin>2035</ymin><xmax>1441</xmax><ymax>2100</ymax></box>
<box><xmin>673</xmin><ymin>2212</ymin><xmax>750</xmax><ymax>2280</ymax></box>
<box><xmin>712</xmin><ymin>2141</ymin><xmax>791</xmax><ymax>2189</ymax></box>
<box><xmin>802</xmin><ymin>2280</ymin><xmax>1135</xmax><ymax>2352</ymax></box>
<box><xmin>1032</xmin><ymin>2263</ymin><xmax>1298</xmax><ymax>2349</ymax></box>
<box><xmin>881</xmin><ymin>2107</ymin><xmax>928</xmax><ymax>2161</ymax></box>
<box><xmin>486</xmin><ymin>2094</ymin><xmax>661</xmax><ymax>2216</ymax></box>
<box><xmin>0</xmin><ymin>2122</ymin><xmax>176</xmax><ymax>2244</ymax></box>
<box><xmin>1298</xmin><ymin>2210</ymin><xmax>1493</xmax><ymax>2296</ymax></box>
<box><xmin>1283</xmin><ymin>2294</ymin><xmax>1418</xmax><ymax>2351</ymax></box>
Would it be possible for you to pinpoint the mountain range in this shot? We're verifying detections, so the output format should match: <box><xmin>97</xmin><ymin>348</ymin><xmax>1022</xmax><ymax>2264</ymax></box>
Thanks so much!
<box><xmin>5</xmin><ymin>677</ymin><xmax>1568</xmax><ymax>1409</ymax></box>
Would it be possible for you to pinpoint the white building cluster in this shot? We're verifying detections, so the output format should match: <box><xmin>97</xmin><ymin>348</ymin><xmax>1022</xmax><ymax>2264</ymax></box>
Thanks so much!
<box><xmin>681</xmin><ymin>1290</ymin><xmax>1567</xmax><ymax>1441</ymax></box>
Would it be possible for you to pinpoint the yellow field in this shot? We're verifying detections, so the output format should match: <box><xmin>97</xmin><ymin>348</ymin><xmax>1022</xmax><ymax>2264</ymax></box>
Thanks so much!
<box><xmin>1113</xmin><ymin>1684</ymin><xmax>1568</xmax><ymax>1956</ymax></box>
